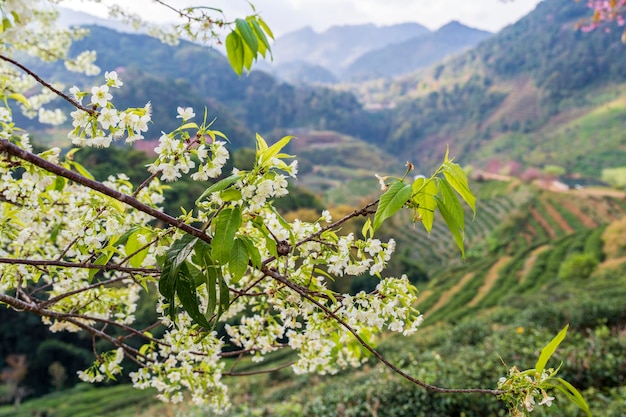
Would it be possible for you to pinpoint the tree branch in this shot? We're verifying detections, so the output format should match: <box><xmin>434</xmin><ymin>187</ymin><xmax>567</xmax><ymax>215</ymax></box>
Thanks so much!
<box><xmin>0</xmin><ymin>53</ymin><xmax>95</xmax><ymax>115</ymax></box>
<box><xmin>0</xmin><ymin>257</ymin><xmax>160</xmax><ymax>275</ymax></box>
<box><xmin>0</xmin><ymin>139</ymin><xmax>212</xmax><ymax>244</ymax></box>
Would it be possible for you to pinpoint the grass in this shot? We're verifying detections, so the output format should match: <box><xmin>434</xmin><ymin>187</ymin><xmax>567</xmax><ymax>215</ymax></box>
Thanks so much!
<box><xmin>0</xmin><ymin>384</ymin><xmax>157</xmax><ymax>417</ymax></box>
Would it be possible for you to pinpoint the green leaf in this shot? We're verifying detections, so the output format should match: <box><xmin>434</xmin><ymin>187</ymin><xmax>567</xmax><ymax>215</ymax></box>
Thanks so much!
<box><xmin>435</xmin><ymin>196</ymin><xmax>465</xmax><ymax>257</ymax></box>
<box><xmin>7</xmin><ymin>92</ymin><xmax>30</xmax><ymax>108</ymax></box>
<box><xmin>176</xmin><ymin>263</ymin><xmax>211</xmax><ymax>327</ymax></box>
<box><xmin>229</xmin><ymin>238</ymin><xmax>249</xmax><ymax>283</ymax></box>
<box><xmin>554</xmin><ymin>377</ymin><xmax>592</xmax><ymax>416</ymax></box>
<box><xmin>221</xmin><ymin>188</ymin><xmax>242</xmax><ymax>202</ymax></box>
<box><xmin>256</xmin><ymin>132</ymin><xmax>269</xmax><ymax>152</ymax></box>
<box><xmin>195</xmin><ymin>173</ymin><xmax>243</xmax><ymax>204</ymax></box>
<box><xmin>373</xmin><ymin>181</ymin><xmax>412</xmax><ymax>232</ymax></box>
<box><xmin>211</xmin><ymin>207</ymin><xmax>242</xmax><ymax>264</ymax></box>
<box><xmin>259</xmin><ymin>135</ymin><xmax>293</xmax><ymax>166</ymax></box>
<box><xmin>53</xmin><ymin>176</ymin><xmax>66</xmax><ymax>192</ymax></box>
<box><xmin>159</xmin><ymin>234</ymin><xmax>197</xmax><ymax>301</ymax></box>
<box><xmin>218</xmin><ymin>272</ymin><xmax>230</xmax><ymax>315</ymax></box>
<box><xmin>240</xmin><ymin>236</ymin><xmax>262</xmax><ymax>269</ymax></box>
<box><xmin>249</xmin><ymin>17</ymin><xmax>271</xmax><ymax>57</ymax></box>
<box><xmin>443</xmin><ymin>161</ymin><xmax>476</xmax><ymax>215</ymax></box>
<box><xmin>206</xmin><ymin>263</ymin><xmax>218</xmax><ymax>319</ymax></box>
<box><xmin>236</xmin><ymin>18</ymin><xmax>258</xmax><ymax>55</ymax></box>
<box><xmin>242</xmin><ymin>37</ymin><xmax>254</xmax><ymax>71</ymax></box>
<box><xmin>438</xmin><ymin>177</ymin><xmax>465</xmax><ymax>229</ymax></box>
<box><xmin>257</xmin><ymin>16</ymin><xmax>275</xmax><ymax>40</ymax></box>
<box><xmin>126</xmin><ymin>229</ymin><xmax>150</xmax><ymax>268</ymax></box>
<box><xmin>412</xmin><ymin>177</ymin><xmax>438</xmax><ymax>233</ymax></box>
<box><xmin>535</xmin><ymin>324</ymin><xmax>569</xmax><ymax>377</ymax></box>
<box><xmin>361</xmin><ymin>218</ymin><xmax>373</xmax><ymax>239</ymax></box>
<box><xmin>70</xmin><ymin>161</ymin><xmax>95</xmax><ymax>180</ymax></box>
<box><xmin>225</xmin><ymin>30</ymin><xmax>244</xmax><ymax>76</ymax></box>
<box><xmin>89</xmin><ymin>251</ymin><xmax>113</xmax><ymax>282</ymax></box>
<box><xmin>110</xmin><ymin>226</ymin><xmax>141</xmax><ymax>247</ymax></box>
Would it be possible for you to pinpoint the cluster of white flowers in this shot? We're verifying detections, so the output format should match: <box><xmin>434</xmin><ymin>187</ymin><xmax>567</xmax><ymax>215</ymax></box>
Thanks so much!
<box><xmin>78</xmin><ymin>348</ymin><xmax>125</xmax><ymax>383</ymax></box>
<box><xmin>129</xmin><ymin>313</ymin><xmax>229</xmax><ymax>409</ymax></box>
<box><xmin>497</xmin><ymin>367</ymin><xmax>557</xmax><ymax>416</ymax></box>
<box><xmin>68</xmin><ymin>72</ymin><xmax>151</xmax><ymax>147</ymax></box>
<box><xmin>338</xmin><ymin>275</ymin><xmax>424</xmax><ymax>336</ymax></box>
<box><xmin>147</xmin><ymin>107</ymin><xmax>231</xmax><ymax>182</ymax></box>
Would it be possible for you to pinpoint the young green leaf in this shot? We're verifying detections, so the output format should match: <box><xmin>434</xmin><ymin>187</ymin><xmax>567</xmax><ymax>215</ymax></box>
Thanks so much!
<box><xmin>126</xmin><ymin>229</ymin><xmax>150</xmax><ymax>268</ymax></box>
<box><xmin>535</xmin><ymin>324</ymin><xmax>569</xmax><ymax>377</ymax></box>
<box><xmin>225</xmin><ymin>30</ymin><xmax>245</xmax><ymax>76</ymax></box>
<box><xmin>443</xmin><ymin>161</ymin><xmax>476</xmax><ymax>215</ymax></box>
<box><xmin>373</xmin><ymin>181</ymin><xmax>412</xmax><ymax>232</ymax></box>
<box><xmin>195</xmin><ymin>173</ymin><xmax>243</xmax><ymax>204</ymax></box>
<box><xmin>259</xmin><ymin>135</ymin><xmax>293</xmax><ymax>166</ymax></box>
<box><xmin>412</xmin><ymin>177</ymin><xmax>438</xmax><ymax>233</ymax></box>
<box><xmin>211</xmin><ymin>207</ymin><xmax>242</xmax><ymax>264</ymax></box>
<box><xmin>256</xmin><ymin>133</ymin><xmax>269</xmax><ymax>152</ymax></box>
<box><xmin>435</xmin><ymin>196</ymin><xmax>465</xmax><ymax>257</ymax></box>
<box><xmin>554</xmin><ymin>377</ymin><xmax>592</xmax><ymax>416</ymax></box>
<box><xmin>257</xmin><ymin>16</ymin><xmax>275</xmax><ymax>40</ymax></box>
<box><xmin>438</xmin><ymin>177</ymin><xmax>465</xmax><ymax>229</ymax></box>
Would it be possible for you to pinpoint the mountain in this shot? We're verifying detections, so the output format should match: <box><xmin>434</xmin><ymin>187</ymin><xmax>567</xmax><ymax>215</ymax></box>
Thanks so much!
<box><xmin>352</xmin><ymin>0</ymin><xmax>626</xmax><ymax>179</ymax></box>
<box><xmin>271</xmin><ymin>23</ymin><xmax>430</xmax><ymax>77</ymax></box>
<box><xmin>344</xmin><ymin>21</ymin><xmax>492</xmax><ymax>80</ymax></box>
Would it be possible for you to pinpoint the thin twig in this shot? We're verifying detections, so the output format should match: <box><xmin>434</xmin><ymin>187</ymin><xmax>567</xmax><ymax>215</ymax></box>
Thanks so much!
<box><xmin>0</xmin><ymin>53</ymin><xmax>95</xmax><ymax>115</ymax></box>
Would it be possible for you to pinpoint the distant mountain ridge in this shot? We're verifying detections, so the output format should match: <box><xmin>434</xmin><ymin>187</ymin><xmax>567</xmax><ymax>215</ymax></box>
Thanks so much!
<box><xmin>344</xmin><ymin>21</ymin><xmax>492</xmax><ymax>80</ymax></box>
<box><xmin>270</xmin><ymin>21</ymin><xmax>492</xmax><ymax>83</ymax></box>
<box><xmin>273</xmin><ymin>23</ymin><xmax>430</xmax><ymax>71</ymax></box>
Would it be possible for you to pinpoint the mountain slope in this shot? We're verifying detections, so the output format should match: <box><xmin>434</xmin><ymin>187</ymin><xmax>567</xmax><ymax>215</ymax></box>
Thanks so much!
<box><xmin>344</xmin><ymin>21</ymin><xmax>492</xmax><ymax>80</ymax></box>
<box><xmin>354</xmin><ymin>0</ymin><xmax>626</xmax><ymax>178</ymax></box>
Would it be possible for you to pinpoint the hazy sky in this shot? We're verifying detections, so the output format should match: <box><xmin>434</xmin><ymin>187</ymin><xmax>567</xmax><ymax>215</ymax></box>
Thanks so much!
<box><xmin>60</xmin><ymin>0</ymin><xmax>545</xmax><ymax>36</ymax></box>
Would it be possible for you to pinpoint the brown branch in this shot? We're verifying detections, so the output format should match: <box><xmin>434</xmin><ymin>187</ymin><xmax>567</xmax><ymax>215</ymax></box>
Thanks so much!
<box><xmin>0</xmin><ymin>293</ymin><xmax>144</xmax><ymax>360</ymax></box>
<box><xmin>295</xmin><ymin>200</ymin><xmax>378</xmax><ymax>250</ymax></box>
<box><xmin>0</xmin><ymin>139</ymin><xmax>212</xmax><ymax>245</ymax></box>
<box><xmin>0</xmin><ymin>257</ymin><xmax>159</xmax><ymax>275</ymax></box>
<box><xmin>0</xmin><ymin>53</ymin><xmax>94</xmax><ymax>115</ymax></box>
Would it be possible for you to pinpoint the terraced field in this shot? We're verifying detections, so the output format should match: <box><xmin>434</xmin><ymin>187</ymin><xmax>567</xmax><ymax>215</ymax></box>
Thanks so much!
<box><xmin>383</xmin><ymin>179</ymin><xmax>626</xmax><ymax>278</ymax></box>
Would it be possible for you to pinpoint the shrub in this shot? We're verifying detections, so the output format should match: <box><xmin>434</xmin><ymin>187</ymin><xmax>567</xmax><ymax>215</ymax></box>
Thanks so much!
<box><xmin>558</xmin><ymin>253</ymin><xmax>599</xmax><ymax>280</ymax></box>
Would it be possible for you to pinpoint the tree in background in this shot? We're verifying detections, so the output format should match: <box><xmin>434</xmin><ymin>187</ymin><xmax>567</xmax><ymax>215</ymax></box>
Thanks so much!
<box><xmin>0</xmin><ymin>1</ymin><xmax>591</xmax><ymax>416</ymax></box>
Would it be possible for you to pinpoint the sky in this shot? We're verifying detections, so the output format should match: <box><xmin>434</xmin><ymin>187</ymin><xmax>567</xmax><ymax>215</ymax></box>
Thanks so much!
<box><xmin>60</xmin><ymin>0</ymin><xmax>545</xmax><ymax>37</ymax></box>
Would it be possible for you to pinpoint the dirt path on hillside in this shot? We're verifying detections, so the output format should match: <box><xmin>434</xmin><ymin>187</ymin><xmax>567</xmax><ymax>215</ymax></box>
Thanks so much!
<box><xmin>426</xmin><ymin>272</ymin><xmax>475</xmax><ymax>314</ymax></box>
<box><xmin>557</xmin><ymin>199</ymin><xmax>598</xmax><ymax>228</ymax></box>
<box><xmin>519</xmin><ymin>245</ymin><xmax>551</xmax><ymax>283</ymax></box>
<box><xmin>530</xmin><ymin>207</ymin><xmax>557</xmax><ymax>239</ymax></box>
<box><xmin>468</xmin><ymin>256</ymin><xmax>512</xmax><ymax>307</ymax></box>
<box><xmin>542</xmin><ymin>200</ymin><xmax>575</xmax><ymax>234</ymax></box>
